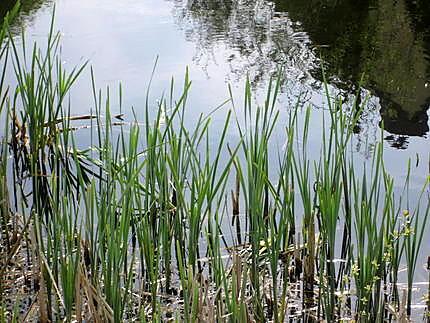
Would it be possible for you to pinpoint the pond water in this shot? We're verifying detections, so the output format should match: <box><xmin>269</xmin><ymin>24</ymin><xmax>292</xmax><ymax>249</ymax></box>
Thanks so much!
<box><xmin>1</xmin><ymin>0</ymin><xmax>429</xmax><ymax>177</ymax></box>
<box><xmin>2</xmin><ymin>0</ymin><xmax>430</xmax><ymax>229</ymax></box>
<box><xmin>1</xmin><ymin>0</ymin><xmax>429</xmax><ymax>317</ymax></box>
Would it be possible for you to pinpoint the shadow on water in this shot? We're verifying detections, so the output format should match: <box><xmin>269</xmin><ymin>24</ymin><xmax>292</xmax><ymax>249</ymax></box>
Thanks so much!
<box><xmin>173</xmin><ymin>0</ymin><xmax>430</xmax><ymax>147</ymax></box>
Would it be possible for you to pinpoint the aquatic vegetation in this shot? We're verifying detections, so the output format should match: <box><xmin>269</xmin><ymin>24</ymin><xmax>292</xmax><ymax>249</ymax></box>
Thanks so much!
<box><xmin>1</xmin><ymin>9</ymin><xmax>429</xmax><ymax>323</ymax></box>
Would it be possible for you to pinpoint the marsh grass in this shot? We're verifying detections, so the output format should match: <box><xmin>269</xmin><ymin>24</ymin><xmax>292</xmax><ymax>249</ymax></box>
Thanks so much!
<box><xmin>1</xmin><ymin>9</ymin><xmax>430</xmax><ymax>322</ymax></box>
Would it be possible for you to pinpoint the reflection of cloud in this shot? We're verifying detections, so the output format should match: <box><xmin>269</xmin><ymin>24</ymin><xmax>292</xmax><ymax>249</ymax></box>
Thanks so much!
<box><xmin>5</xmin><ymin>0</ymin><xmax>201</xmax><ymax>117</ymax></box>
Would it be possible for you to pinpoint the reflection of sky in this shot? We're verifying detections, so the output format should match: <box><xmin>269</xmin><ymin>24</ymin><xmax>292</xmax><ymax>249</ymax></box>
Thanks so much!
<box><xmin>15</xmin><ymin>0</ymin><xmax>224</xmax><ymax>114</ymax></box>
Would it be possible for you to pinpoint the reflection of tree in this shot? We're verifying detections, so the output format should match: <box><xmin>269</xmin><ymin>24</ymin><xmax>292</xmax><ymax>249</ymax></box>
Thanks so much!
<box><xmin>369</xmin><ymin>0</ymin><xmax>429</xmax><ymax>140</ymax></box>
<box><xmin>275</xmin><ymin>0</ymin><xmax>371</xmax><ymax>89</ymax></box>
<box><xmin>172</xmin><ymin>0</ymin><xmax>430</xmax><ymax>145</ymax></box>
<box><xmin>0</xmin><ymin>0</ymin><xmax>16</xmax><ymax>19</ymax></box>
<box><xmin>171</xmin><ymin>0</ymin><xmax>319</xmax><ymax>99</ymax></box>
<box><xmin>1</xmin><ymin>0</ymin><xmax>52</xmax><ymax>32</ymax></box>
<box><xmin>276</xmin><ymin>0</ymin><xmax>430</xmax><ymax>144</ymax></box>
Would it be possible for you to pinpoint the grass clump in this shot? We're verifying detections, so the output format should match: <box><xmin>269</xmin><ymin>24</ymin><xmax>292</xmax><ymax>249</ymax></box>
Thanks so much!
<box><xmin>0</xmin><ymin>10</ymin><xmax>429</xmax><ymax>323</ymax></box>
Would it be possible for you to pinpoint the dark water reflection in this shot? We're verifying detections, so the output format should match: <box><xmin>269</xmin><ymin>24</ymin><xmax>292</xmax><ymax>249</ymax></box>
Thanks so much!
<box><xmin>0</xmin><ymin>0</ymin><xmax>15</xmax><ymax>18</ymax></box>
<box><xmin>171</xmin><ymin>0</ymin><xmax>430</xmax><ymax>147</ymax></box>
<box><xmin>1</xmin><ymin>0</ymin><xmax>52</xmax><ymax>30</ymax></box>
<box><xmin>278</xmin><ymin>0</ymin><xmax>430</xmax><ymax>140</ymax></box>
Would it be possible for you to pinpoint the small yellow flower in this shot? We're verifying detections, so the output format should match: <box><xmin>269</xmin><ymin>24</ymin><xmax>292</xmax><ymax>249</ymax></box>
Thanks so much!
<box><xmin>352</xmin><ymin>263</ymin><xmax>359</xmax><ymax>276</ymax></box>
<box><xmin>403</xmin><ymin>227</ymin><xmax>414</xmax><ymax>236</ymax></box>
<box><xmin>402</xmin><ymin>209</ymin><xmax>409</xmax><ymax>217</ymax></box>
<box><xmin>383</xmin><ymin>251</ymin><xmax>391</xmax><ymax>262</ymax></box>
<box><xmin>342</xmin><ymin>275</ymin><xmax>349</xmax><ymax>284</ymax></box>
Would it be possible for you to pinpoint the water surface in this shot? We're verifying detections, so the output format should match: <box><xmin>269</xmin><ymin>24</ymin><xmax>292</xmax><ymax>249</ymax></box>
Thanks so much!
<box><xmin>1</xmin><ymin>0</ymin><xmax>429</xmax><ymax>206</ymax></box>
